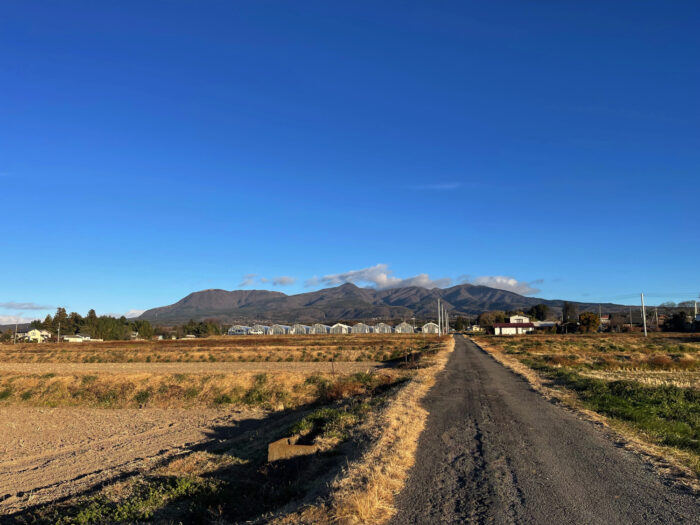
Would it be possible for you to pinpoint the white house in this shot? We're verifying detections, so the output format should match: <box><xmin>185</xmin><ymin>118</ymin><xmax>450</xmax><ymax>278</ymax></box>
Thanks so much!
<box><xmin>351</xmin><ymin>323</ymin><xmax>371</xmax><ymax>334</ymax></box>
<box><xmin>395</xmin><ymin>321</ymin><xmax>414</xmax><ymax>334</ymax></box>
<box><xmin>422</xmin><ymin>322</ymin><xmax>439</xmax><ymax>334</ymax></box>
<box><xmin>21</xmin><ymin>329</ymin><xmax>51</xmax><ymax>343</ymax></box>
<box><xmin>493</xmin><ymin>322</ymin><xmax>535</xmax><ymax>335</ymax></box>
<box><xmin>63</xmin><ymin>333</ymin><xmax>91</xmax><ymax>343</ymax></box>
<box><xmin>509</xmin><ymin>315</ymin><xmax>530</xmax><ymax>324</ymax></box>
<box><xmin>330</xmin><ymin>323</ymin><xmax>350</xmax><ymax>334</ymax></box>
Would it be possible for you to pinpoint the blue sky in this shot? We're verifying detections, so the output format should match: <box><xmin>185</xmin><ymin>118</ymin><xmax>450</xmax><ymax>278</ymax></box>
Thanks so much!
<box><xmin>2</xmin><ymin>1</ymin><xmax>699</xmax><ymax>322</ymax></box>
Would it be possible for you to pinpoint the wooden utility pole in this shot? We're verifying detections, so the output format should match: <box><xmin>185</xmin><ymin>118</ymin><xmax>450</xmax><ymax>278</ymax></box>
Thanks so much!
<box><xmin>437</xmin><ymin>298</ymin><xmax>442</xmax><ymax>337</ymax></box>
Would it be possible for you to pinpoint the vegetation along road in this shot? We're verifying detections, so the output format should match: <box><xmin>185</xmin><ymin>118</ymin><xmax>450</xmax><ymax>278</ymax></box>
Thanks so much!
<box><xmin>391</xmin><ymin>335</ymin><xmax>699</xmax><ymax>524</ymax></box>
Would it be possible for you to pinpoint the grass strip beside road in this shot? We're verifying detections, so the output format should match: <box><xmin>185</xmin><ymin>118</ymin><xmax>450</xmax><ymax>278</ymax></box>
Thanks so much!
<box><xmin>475</xmin><ymin>335</ymin><xmax>700</xmax><ymax>479</ymax></box>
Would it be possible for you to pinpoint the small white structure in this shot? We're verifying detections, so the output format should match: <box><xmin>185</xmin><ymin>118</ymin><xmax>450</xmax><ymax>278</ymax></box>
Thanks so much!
<box><xmin>373</xmin><ymin>322</ymin><xmax>393</xmax><ymax>334</ymax></box>
<box><xmin>494</xmin><ymin>323</ymin><xmax>535</xmax><ymax>335</ymax></box>
<box><xmin>310</xmin><ymin>323</ymin><xmax>330</xmax><ymax>334</ymax></box>
<box><xmin>532</xmin><ymin>321</ymin><xmax>557</xmax><ymax>329</ymax></box>
<box><xmin>330</xmin><ymin>323</ymin><xmax>350</xmax><ymax>334</ymax></box>
<box><xmin>227</xmin><ymin>325</ymin><xmax>250</xmax><ymax>335</ymax></box>
<box><xmin>351</xmin><ymin>323</ymin><xmax>371</xmax><ymax>334</ymax></box>
<box><xmin>62</xmin><ymin>333</ymin><xmax>91</xmax><ymax>343</ymax></box>
<box><xmin>422</xmin><ymin>322</ymin><xmax>439</xmax><ymax>334</ymax></box>
<box><xmin>290</xmin><ymin>323</ymin><xmax>311</xmax><ymax>335</ymax></box>
<box><xmin>509</xmin><ymin>315</ymin><xmax>530</xmax><ymax>324</ymax></box>
<box><xmin>19</xmin><ymin>329</ymin><xmax>51</xmax><ymax>343</ymax></box>
<box><xmin>395</xmin><ymin>321</ymin><xmax>414</xmax><ymax>334</ymax></box>
<box><xmin>249</xmin><ymin>324</ymin><xmax>269</xmax><ymax>335</ymax></box>
<box><xmin>269</xmin><ymin>324</ymin><xmax>291</xmax><ymax>335</ymax></box>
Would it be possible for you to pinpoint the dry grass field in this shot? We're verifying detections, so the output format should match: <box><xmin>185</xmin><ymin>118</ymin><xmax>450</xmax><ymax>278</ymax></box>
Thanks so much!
<box><xmin>474</xmin><ymin>333</ymin><xmax>700</xmax><ymax>477</ymax></box>
<box><xmin>1</xmin><ymin>334</ymin><xmax>449</xmax><ymax>524</ymax></box>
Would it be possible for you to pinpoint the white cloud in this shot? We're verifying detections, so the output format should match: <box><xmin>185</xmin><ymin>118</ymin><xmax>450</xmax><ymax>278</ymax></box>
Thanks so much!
<box><xmin>272</xmin><ymin>276</ymin><xmax>296</xmax><ymax>286</ymax></box>
<box><xmin>470</xmin><ymin>276</ymin><xmax>541</xmax><ymax>295</ymax></box>
<box><xmin>0</xmin><ymin>301</ymin><xmax>53</xmax><ymax>311</ymax></box>
<box><xmin>124</xmin><ymin>309</ymin><xmax>145</xmax><ymax>319</ymax></box>
<box><xmin>0</xmin><ymin>314</ymin><xmax>39</xmax><ymax>325</ymax></box>
<box><xmin>238</xmin><ymin>273</ymin><xmax>257</xmax><ymax>287</ymax></box>
<box><xmin>307</xmin><ymin>264</ymin><xmax>451</xmax><ymax>290</ymax></box>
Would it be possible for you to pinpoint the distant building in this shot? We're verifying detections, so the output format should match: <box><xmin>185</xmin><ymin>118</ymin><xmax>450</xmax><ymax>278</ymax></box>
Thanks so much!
<box><xmin>330</xmin><ymin>323</ymin><xmax>350</xmax><ymax>334</ymax></box>
<box><xmin>468</xmin><ymin>325</ymin><xmax>483</xmax><ymax>332</ymax></box>
<box><xmin>21</xmin><ymin>329</ymin><xmax>51</xmax><ymax>343</ymax></box>
<box><xmin>227</xmin><ymin>325</ymin><xmax>251</xmax><ymax>335</ymax></box>
<box><xmin>351</xmin><ymin>323</ymin><xmax>371</xmax><ymax>334</ymax></box>
<box><xmin>395</xmin><ymin>321</ymin><xmax>414</xmax><ymax>334</ymax></box>
<box><xmin>422</xmin><ymin>322</ymin><xmax>439</xmax><ymax>334</ymax></box>
<box><xmin>493</xmin><ymin>323</ymin><xmax>535</xmax><ymax>336</ymax></box>
<box><xmin>62</xmin><ymin>334</ymin><xmax>91</xmax><ymax>343</ymax></box>
<box><xmin>310</xmin><ymin>323</ymin><xmax>330</xmax><ymax>334</ymax></box>
<box><xmin>509</xmin><ymin>315</ymin><xmax>530</xmax><ymax>324</ymax></box>
<box><xmin>373</xmin><ymin>322</ymin><xmax>393</xmax><ymax>334</ymax></box>
<box><xmin>290</xmin><ymin>324</ymin><xmax>310</xmax><ymax>335</ymax></box>
<box><xmin>532</xmin><ymin>321</ymin><xmax>557</xmax><ymax>329</ymax></box>
<box><xmin>249</xmin><ymin>324</ymin><xmax>269</xmax><ymax>335</ymax></box>
<box><xmin>269</xmin><ymin>324</ymin><xmax>291</xmax><ymax>335</ymax></box>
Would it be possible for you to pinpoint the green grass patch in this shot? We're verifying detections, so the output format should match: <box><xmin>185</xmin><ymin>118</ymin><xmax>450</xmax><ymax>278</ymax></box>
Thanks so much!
<box><xmin>533</xmin><ymin>364</ymin><xmax>700</xmax><ymax>454</ymax></box>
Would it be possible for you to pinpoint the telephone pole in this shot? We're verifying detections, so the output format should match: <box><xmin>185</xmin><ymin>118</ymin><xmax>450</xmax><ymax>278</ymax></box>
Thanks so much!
<box><xmin>437</xmin><ymin>298</ymin><xmax>442</xmax><ymax>336</ymax></box>
<box><xmin>641</xmin><ymin>293</ymin><xmax>648</xmax><ymax>337</ymax></box>
<box><xmin>57</xmin><ymin>321</ymin><xmax>61</xmax><ymax>343</ymax></box>
<box><xmin>629</xmin><ymin>307</ymin><xmax>632</xmax><ymax>330</ymax></box>
<box><xmin>13</xmin><ymin>322</ymin><xmax>17</xmax><ymax>344</ymax></box>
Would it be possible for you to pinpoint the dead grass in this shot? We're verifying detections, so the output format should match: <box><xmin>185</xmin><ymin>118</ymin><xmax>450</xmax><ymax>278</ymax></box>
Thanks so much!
<box><xmin>274</xmin><ymin>336</ymin><xmax>454</xmax><ymax>525</ymax></box>
<box><xmin>0</xmin><ymin>370</ymin><xmax>405</xmax><ymax>409</ymax></box>
<box><xmin>0</xmin><ymin>335</ymin><xmax>434</xmax><ymax>364</ymax></box>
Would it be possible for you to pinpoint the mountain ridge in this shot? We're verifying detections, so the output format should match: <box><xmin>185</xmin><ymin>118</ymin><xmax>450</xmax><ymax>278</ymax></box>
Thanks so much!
<box><xmin>137</xmin><ymin>283</ymin><xmax>627</xmax><ymax>324</ymax></box>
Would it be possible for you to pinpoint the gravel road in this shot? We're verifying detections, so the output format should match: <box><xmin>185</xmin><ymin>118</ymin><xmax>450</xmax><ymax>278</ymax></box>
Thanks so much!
<box><xmin>392</xmin><ymin>335</ymin><xmax>699</xmax><ymax>524</ymax></box>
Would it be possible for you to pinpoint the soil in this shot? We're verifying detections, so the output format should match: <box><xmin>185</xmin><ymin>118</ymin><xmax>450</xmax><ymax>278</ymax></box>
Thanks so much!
<box><xmin>0</xmin><ymin>407</ymin><xmax>260</xmax><ymax>514</ymax></box>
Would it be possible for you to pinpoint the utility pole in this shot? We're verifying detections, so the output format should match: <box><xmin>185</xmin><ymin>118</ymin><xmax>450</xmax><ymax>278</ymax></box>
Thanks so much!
<box><xmin>655</xmin><ymin>308</ymin><xmax>659</xmax><ymax>330</ymax></box>
<box><xmin>641</xmin><ymin>293</ymin><xmax>648</xmax><ymax>337</ymax></box>
<box><xmin>13</xmin><ymin>322</ymin><xmax>17</xmax><ymax>344</ymax></box>
<box><xmin>437</xmin><ymin>298</ymin><xmax>442</xmax><ymax>337</ymax></box>
<box><xmin>629</xmin><ymin>307</ymin><xmax>632</xmax><ymax>330</ymax></box>
<box><xmin>57</xmin><ymin>321</ymin><xmax>61</xmax><ymax>344</ymax></box>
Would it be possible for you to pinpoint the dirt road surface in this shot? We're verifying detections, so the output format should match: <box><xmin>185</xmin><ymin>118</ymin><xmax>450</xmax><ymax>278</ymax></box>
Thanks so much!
<box><xmin>392</xmin><ymin>335</ymin><xmax>699</xmax><ymax>524</ymax></box>
<box><xmin>0</xmin><ymin>361</ymin><xmax>381</xmax><ymax>375</ymax></box>
<box><xmin>0</xmin><ymin>407</ymin><xmax>261</xmax><ymax>514</ymax></box>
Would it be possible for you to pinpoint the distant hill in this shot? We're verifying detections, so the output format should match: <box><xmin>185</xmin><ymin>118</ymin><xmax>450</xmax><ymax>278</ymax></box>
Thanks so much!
<box><xmin>137</xmin><ymin>283</ymin><xmax>627</xmax><ymax>324</ymax></box>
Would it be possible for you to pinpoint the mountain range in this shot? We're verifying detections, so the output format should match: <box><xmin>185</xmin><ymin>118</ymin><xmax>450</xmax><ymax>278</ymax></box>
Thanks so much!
<box><xmin>137</xmin><ymin>283</ymin><xmax>626</xmax><ymax>324</ymax></box>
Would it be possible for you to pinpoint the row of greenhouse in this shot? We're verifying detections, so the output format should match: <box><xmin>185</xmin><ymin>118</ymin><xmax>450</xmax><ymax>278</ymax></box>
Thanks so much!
<box><xmin>227</xmin><ymin>321</ymin><xmax>441</xmax><ymax>336</ymax></box>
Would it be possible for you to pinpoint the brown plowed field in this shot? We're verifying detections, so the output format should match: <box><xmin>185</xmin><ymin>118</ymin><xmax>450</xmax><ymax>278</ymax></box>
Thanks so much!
<box><xmin>0</xmin><ymin>407</ymin><xmax>259</xmax><ymax>514</ymax></box>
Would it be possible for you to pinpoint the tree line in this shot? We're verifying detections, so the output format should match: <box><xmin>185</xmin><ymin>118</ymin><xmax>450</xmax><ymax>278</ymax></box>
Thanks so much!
<box><xmin>0</xmin><ymin>308</ymin><xmax>226</xmax><ymax>342</ymax></box>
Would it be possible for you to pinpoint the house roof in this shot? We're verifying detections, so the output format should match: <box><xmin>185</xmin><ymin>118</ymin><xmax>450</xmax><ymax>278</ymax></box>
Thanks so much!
<box><xmin>494</xmin><ymin>323</ymin><xmax>535</xmax><ymax>328</ymax></box>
